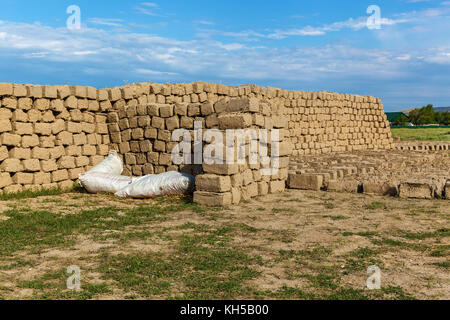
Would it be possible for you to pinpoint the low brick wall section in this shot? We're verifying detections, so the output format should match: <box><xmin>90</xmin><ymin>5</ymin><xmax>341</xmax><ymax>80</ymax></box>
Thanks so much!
<box><xmin>0</xmin><ymin>83</ymin><xmax>110</xmax><ymax>193</ymax></box>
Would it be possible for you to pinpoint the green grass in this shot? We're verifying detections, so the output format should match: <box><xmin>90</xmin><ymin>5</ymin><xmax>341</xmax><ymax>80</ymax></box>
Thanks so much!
<box><xmin>98</xmin><ymin>224</ymin><xmax>260</xmax><ymax>299</ymax></box>
<box><xmin>0</xmin><ymin>184</ymin><xmax>84</xmax><ymax>201</ymax></box>
<box><xmin>391</xmin><ymin>128</ymin><xmax>450</xmax><ymax>142</ymax></box>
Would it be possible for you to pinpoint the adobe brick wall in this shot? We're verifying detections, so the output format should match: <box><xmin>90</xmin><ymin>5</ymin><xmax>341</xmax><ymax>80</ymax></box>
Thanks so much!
<box><xmin>0</xmin><ymin>81</ymin><xmax>393</xmax><ymax>200</ymax></box>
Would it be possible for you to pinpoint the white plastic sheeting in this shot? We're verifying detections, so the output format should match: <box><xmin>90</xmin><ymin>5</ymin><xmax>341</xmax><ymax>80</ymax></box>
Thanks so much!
<box><xmin>114</xmin><ymin>171</ymin><xmax>195</xmax><ymax>199</ymax></box>
<box><xmin>87</xmin><ymin>150</ymin><xmax>123</xmax><ymax>176</ymax></box>
<box><xmin>78</xmin><ymin>173</ymin><xmax>134</xmax><ymax>194</ymax></box>
<box><xmin>78</xmin><ymin>151</ymin><xmax>195</xmax><ymax>198</ymax></box>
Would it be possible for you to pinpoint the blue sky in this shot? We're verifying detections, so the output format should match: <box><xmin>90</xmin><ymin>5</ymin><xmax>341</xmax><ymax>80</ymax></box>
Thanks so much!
<box><xmin>0</xmin><ymin>1</ymin><xmax>449</xmax><ymax>111</ymax></box>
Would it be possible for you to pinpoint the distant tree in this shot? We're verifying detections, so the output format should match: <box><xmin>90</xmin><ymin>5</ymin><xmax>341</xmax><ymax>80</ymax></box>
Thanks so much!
<box><xmin>408</xmin><ymin>104</ymin><xmax>436</xmax><ymax>125</ymax></box>
<box><xmin>392</xmin><ymin>114</ymin><xmax>409</xmax><ymax>126</ymax></box>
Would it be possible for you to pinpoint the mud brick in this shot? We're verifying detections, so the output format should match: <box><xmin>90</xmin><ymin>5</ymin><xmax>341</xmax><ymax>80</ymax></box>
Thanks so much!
<box><xmin>58</xmin><ymin>180</ymin><xmax>74</xmax><ymax>190</ymax></box>
<box><xmin>328</xmin><ymin>179</ymin><xmax>360</xmax><ymax>193</ymax></box>
<box><xmin>150</xmin><ymin>117</ymin><xmax>164</xmax><ymax>130</ymax></box>
<box><xmin>34</xmin><ymin>123</ymin><xmax>52</xmax><ymax>136</ymax></box>
<box><xmin>269</xmin><ymin>180</ymin><xmax>285</xmax><ymax>194</ymax></box>
<box><xmin>130</xmin><ymin>141</ymin><xmax>140</xmax><ymax>153</ymax></box>
<box><xmin>12</xmin><ymin>122</ymin><xmax>32</xmax><ymax>135</ymax></box>
<box><xmin>203</xmin><ymin>163</ymin><xmax>239</xmax><ymax>175</ymax></box>
<box><xmin>57</xmin><ymin>85</ymin><xmax>71</xmax><ymax>99</ymax></box>
<box><xmin>81</xmin><ymin>122</ymin><xmax>96</xmax><ymax>134</ymax></box>
<box><xmin>97</xmin><ymin>89</ymin><xmax>108</xmax><ymax>101</ymax></box>
<box><xmin>68</xmin><ymin>167</ymin><xmax>84</xmax><ymax>180</ymax></box>
<box><xmin>154</xmin><ymin>140</ymin><xmax>166</xmax><ymax>152</ymax></box>
<box><xmin>64</xmin><ymin>96</ymin><xmax>78</xmax><ymax>109</ymax></box>
<box><xmin>33</xmin><ymin>98</ymin><xmax>49</xmax><ymax>111</ymax></box>
<box><xmin>188</xmin><ymin>104</ymin><xmax>201</xmax><ymax>117</ymax></box>
<box><xmin>82</xmin><ymin>145</ymin><xmax>97</xmax><ymax>156</ymax></box>
<box><xmin>12</xmin><ymin>173</ymin><xmax>34</xmax><ymax>185</ymax></box>
<box><xmin>0</xmin><ymin>108</ymin><xmax>13</xmax><ymax>120</ymax></box>
<box><xmin>22</xmin><ymin>135</ymin><xmax>40</xmax><ymax>148</ymax></box>
<box><xmin>159</xmin><ymin>153</ymin><xmax>172</xmax><ymax>166</ymax></box>
<box><xmin>40</xmin><ymin>159</ymin><xmax>58</xmax><ymax>172</ymax></box>
<box><xmin>226</xmin><ymin>170</ymin><xmax>241</xmax><ymax>186</ymax></box>
<box><xmin>86</xmin><ymin>86</ymin><xmax>97</xmax><ymax>100</ymax></box>
<box><xmin>205</xmin><ymin>114</ymin><xmax>219</xmax><ymax>128</ymax></box>
<box><xmin>399</xmin><ymin>179</ymin><xmax>437</xmax><ymax>199</ymax></box>
<box><xmin>31</xmin><ymin>147</ymin><xmax>50</xmax><ymax>160</ymax></box>
<box><xmin>50</xmin><ymin>146</ymin><xmax>65</xmax><ymax>159</ymax></box>
<box><xmin>100</xmin><ymin>100</ymin><xmax>112</xmax><ymax>112</ymax></box>
<box><xmin>23</xmin><ymin>159</ymin><xmax>41</xmax><ymax>172</ymax></box>
<box><xmin>362</xmin><ymin>180</ymin><xmax>398</xmax><ymax>196</ymax></box>
<box><xmin>13</xmin><ymin>84</ymin><xmax>27</xmax><ymax>97</ymax></box>
<box><xmin>57</xmin><ymin>131</ymin><xmax>73</xmax><ymax>145</ymax></box>
<box><xmin>147</xmin><ymin>152</ymin><xmax>159</xmax><ymax>164</ymax></box>
<box><xmin>218</xmin><ymin>114</ymin><xmax>252</xmax><ymax>129</ymax></box>
<box><xmin>165</xmin><ymin>116</ymin><xmax>179</xmax><ymax>131</ymax></box>
<box><xmin>2</xmin><ymin>97</ymin><xmax>17</xmax><ymax>109</ymax></box>
<box><xmin>132</xmin><ymin>128</ymin><xmax>144</xmax><ymax>140</ymax></box>
<box><xmin>33</xmin><ymin>172</ymin><xmax>52</xmax><ymax>185</ymax></box>
<box><xmin>145</xmin><ymin>128</ymin><xmax>158</xmax><ymax>139</ymax></box>
<box><xmin>0</xmin><ymin>119</ymin><xmax>12</xmax><ymax>132</ymax></box>
<box><xmin>194</xmin><ymin>191</ymin><xmax>232</xmax><ymax>207</ymax></box>
<box><xmin>124</xmin><ymin>153</ymin><xmax>136</xmax><ymax>165</ymax></box>
<box><xmin>9</xmin><ymin>148</ymin><xmax>30</xmax><ymax>160</ymax></box>
<box><xmin>96</xmin><ymin>142</ymin><xmax>109</xmax><ymax>155</ymax></box>
<box><xmin>0</xmin><ymin>146</ymin><xmax>8</xmax><ymax>161</ymax></box>
<box><xmin>76</xmin><ymin>156</ymin><xmax>90</xmax><ymax>167</ymax></box>
<box><xmin>227</xmin><ymin>98</ymin><xmax>259</xmax><ymax>113</ymax></box>
<box><xmin>0</xmin><ymin>83</ymin><xmax>13</xmax><ymax>96</ymax></box>
<box><xmin>0</xmin><ymin>172</ymin><xmax>13</xmax><ymax>188</ymax></box>
<box><xmin>159</xmin><ymin>104</ymin><xmax>174</xmax><ymax>118</ymax></box>
<box><xmin>96</xmin><ymin>123</ymin><xmax>108</xmax><ymax>134</ymax></box>
<box><xmin>27</xmin><ymin>109</ymin><xmax>41</xmax><ymax>122</ymax></box>
<box><xmin>158</xmin><ymin>130</ymin><xmax>171</xmax><ymax>142</ymax></box>
<box><xmin>212</xmin><ymin>99</ymin><xmax>229</xmax><ymax>114</ymax></box>
<box><xmin>17</xmin><ymin>97</ymin><xmax>32</xmax><ymax>110</ymax></box>
<box><xmin>258</xmin><ymin>181</ymin><xmax>269</xmax><ymax>195</ymax></box>
<box><xmin>196</xmin><ymin>174</ymin><xmax>231</xmax><ymax>193</ymax></box>
<box><xmin>70</xmin><ymin>86</ymin><xmax>87</xmax><ymax>98</ymax></box>
<box><xmin>273</xmin><ymin>116</ymin><xmax>289</xmax><ymax>128</ymax></box>
<box><xmin>242</xmin><ymin>182</ymin><xmax>258</xmax><ymax>200</ymax></box>
<box><xmin>50</xmin><ymin>119</ymin><xmax>65</xmax><ymax>135</ymax></box>
<box><xmin>42</xmin><ymin>110</ymin><xmax>55</xmax><ymax>122</ymax></box>
<box><xmin>175</xmin><ymin>103</ymin><xmax>188</xmax><ymax>116</ymax></box>
<box><xmin>180</xmin><ymin>116</ymin><xmax>194</xmax><ymax>129</ymax></box>
<box><xmin>137</xmin><ymin>116</ymin><xmax>150</xmax><ymax>127</ymax></box>
<box><xmin>39</xmin><ymin>136</ymin><xmax>55</xmax><ymax>148</ymax></box>
<box><xmin>43</xmin><ymin>86</ymin><xmax>57</xmax><ymax>98</ymax></box>
<box><xmin>288</xmin><ymin>173</ymin><xmax>323</xmax><ymax>191</ymax></box>
<box><xmin>119</xmin><ymin>142</ymin><xmax>130</xmax><ymax>154</ymax></box>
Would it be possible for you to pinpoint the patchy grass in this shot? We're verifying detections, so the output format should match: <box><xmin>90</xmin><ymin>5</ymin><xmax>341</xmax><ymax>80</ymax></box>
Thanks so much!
<box><xmin>391</xmin><ymin>128</ymin><xmax>450</xmax><ymax>142</ymax></box>
<box><xmin>0</xmin><ymin>184</ymin><xmax>84</xmax><ymax>201</ymax></box>
<box><xmin>0</xmin><ymin>190</ymin><xmax>448</xmax><ymax>300</ymax></box>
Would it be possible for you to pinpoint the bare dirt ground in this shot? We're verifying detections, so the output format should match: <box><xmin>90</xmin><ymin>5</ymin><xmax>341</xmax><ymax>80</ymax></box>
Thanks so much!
<box><xmin>0</xmin><ymin>190</ymin><xmax>448</xmax><ymax>300</ymax></box>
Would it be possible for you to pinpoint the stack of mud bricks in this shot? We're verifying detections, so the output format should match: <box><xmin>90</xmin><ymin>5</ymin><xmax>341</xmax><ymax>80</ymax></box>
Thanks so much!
<box><xmin>285</xmin><ymin>92</ymin><xmax>394</xmax><ymax>156</ymax></box>
<box><xmin>194</xmin><ymin>98</ymin><xmax>291</xmax><ymax>206</ymax></box>
<box><xmin>1</xmin><ymin>81</ymin><xmax>394</xmax><ymax>196</ymax></box>
<box><xmin>0</xmin><ymin>83</ymin><xmax>110</xmax><ymax>193</ymax></box>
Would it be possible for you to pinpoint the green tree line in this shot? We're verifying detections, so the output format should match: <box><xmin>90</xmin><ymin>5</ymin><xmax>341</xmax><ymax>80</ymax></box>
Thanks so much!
<box><xmin>393</xmin><ymin>105</ymin><xmax>450</xmax><ymax>126</ymax></box>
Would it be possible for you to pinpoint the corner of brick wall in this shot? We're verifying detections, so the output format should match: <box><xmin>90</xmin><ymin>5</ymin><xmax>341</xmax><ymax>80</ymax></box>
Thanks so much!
<box><xmin>193</xmin><ymin>97</ymin><xmax>291</xmax><ymax>206</ymax></box>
